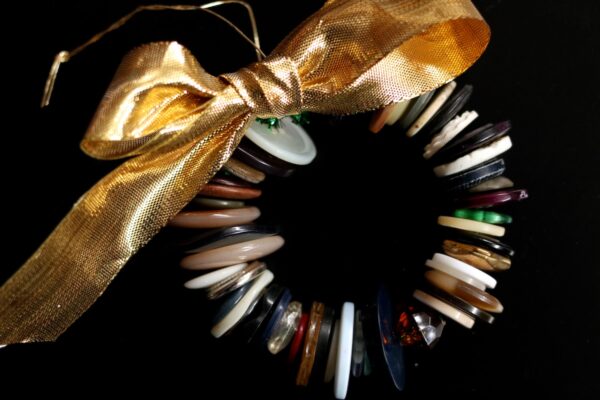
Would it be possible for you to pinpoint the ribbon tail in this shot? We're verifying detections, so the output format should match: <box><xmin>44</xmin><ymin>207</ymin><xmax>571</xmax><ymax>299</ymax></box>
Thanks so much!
<box><xmin>0</xmin><ymin>114</ymin><xmax>251</xmax><ymax>345</ymax></box>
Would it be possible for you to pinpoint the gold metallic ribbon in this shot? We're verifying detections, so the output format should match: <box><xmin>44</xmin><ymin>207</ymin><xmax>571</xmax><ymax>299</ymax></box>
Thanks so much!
<box><xmin>0</xmin><ymin>0</ymin><xmax>489</xmax><ymax>345</ymax></box>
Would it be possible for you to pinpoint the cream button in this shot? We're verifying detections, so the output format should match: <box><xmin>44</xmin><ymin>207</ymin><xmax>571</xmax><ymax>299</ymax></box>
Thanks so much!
<box><xmin>438</xmin><ymin>215</ymin><xmax>506</xmax><ymax>237</ymax></box>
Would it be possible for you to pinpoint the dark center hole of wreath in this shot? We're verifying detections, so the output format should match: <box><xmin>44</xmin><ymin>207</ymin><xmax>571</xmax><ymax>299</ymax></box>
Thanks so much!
<box><xmin>255</xmin><ymin>113</ymin><xmax>440</xmax><ymax>305</ymax></box>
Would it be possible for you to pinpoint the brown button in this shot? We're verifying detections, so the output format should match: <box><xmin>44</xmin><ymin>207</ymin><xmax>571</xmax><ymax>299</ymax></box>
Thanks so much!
<box><xmin>180</xmin><ymin>235</ymin><xmax>285</xmax><ymax>270</ymax></box>
<box><xmin>223</xmin><ymin>158</ymin><xmax>266</xmax><ymax>184</ymax></box>
<box><xmin>169</xmin><ymin>206</ymin><xmax>260</xmax><ymax>229</ymax></box>
<box><xmin>296</xmin><ymin>302</ymin><xmax>325</xmax><ymax>386</ymax></box>
<box><xmin>210</xmin><ymin>175</ymin><xmax>251</xmax><ymax>188</ymax></box>
<box><xmin>369</xmin><ymin>105</ymin><xmax>395</xmax><ymax>133</ymax></box>
<box><xmin>425</xmin><ymin>270</ymin><xmax>503</xmax><ymax>313</ymax></box>
<box><xmin>443</xmin><ymin>240</ymin><xmax>511</xmax><ymax>271</ymax></box>
<box><xmin>199</xmin><ymin>183</ymin><xmax>262</xmax><ymax>200</ymax></box>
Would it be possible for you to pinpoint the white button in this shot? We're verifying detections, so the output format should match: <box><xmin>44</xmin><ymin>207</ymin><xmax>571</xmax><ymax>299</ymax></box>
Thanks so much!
<box><xmin>433</xmin><ymin>136</ymin><xmax>513</xmax><ymax>177</ymax></box>
<box><xmin>245</xmin><ymin>117</ymin><xmax>316</xmax><ymax>165</ymax></box>
<box><xmin>426</xmin><ymin>253</ymin><xmax>497</xmax><ymax>289</ymax></box>
<box><xmin>334</xmin><ymin>302</ymin><xmax>354</xmax><ymax>399</ymax></box>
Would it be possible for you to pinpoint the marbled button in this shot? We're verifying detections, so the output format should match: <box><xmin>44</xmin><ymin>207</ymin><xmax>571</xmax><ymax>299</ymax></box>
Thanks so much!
<box><xmin>296</xmin><ymin>302</ymin><xmax>325</xmax><ymax>386</ymax></box>
<box><xmin>443</xmin><ymin>240</ymin><xmax>511</xmax><ymax>271</ymax></box>
<box><xmin>439</xmin><ymin>158</ymin><xmax>506</xmax><ymax>193</ymax></box>
<box><xmin>192</xmin><ymin>197</ymin><xmax>245</xmax><ymax>209</ymax></box>
<box><xmin>413</xmin><ymin>289</ymin><xmax>475</xmax><ymax>329</ymax></box>
<box><xmin>443</xmin><ymin>228</ymin><xmax>515</xmax><ymax>257</ymax></box>
<box><xmin>212</xmin><ymin>282</ymin><xmax>254</xmax><ymax>324</ymax></box>
<box><xmin>199</xmin><ymin>183</ymin><xmax>262</xmax><ymax>200</ymax></box>
<box><xmin>261</xmin><ymin>288</ymin><xmax>293</xmax><ymax>345</ymax></box>
<box><xmin>425</xmin><ymin>270</ymin><xmax>504</xmax><ymax>313</ymax></box>
<box><xmin>183</xmin><ymin>263</ymin><xmax>247</xmax><ymax>289</ymax></box>
<box><xmin>169</xmin><ymin>207</ymin><xmax>260</xmax><ymax>229</ymax></box>
<box><xmin>399</xmin><ymin>90</ymin><xmax>436</xmax><ymax>129</ymax></box>
<box><xmin>469</xmin><ymin>176</ymin><xmax>514</xmax><ymax>192</ymax></box>
<box><xmin>455</xmin><ymin>188</ymin><xmax>529</xmax><ymax>208</ymax></box>
<box><xmin>180</xmin><ymin>224</ymin><xmax>279</xmax><ymax>254</ymax></box>
<box><xmin>245</xmin><ymin>117</ymin><xmax>317</xmax><ymax>165</ymax></box>
<box><xmin>211</xmin><ymin>270</ymin><xmax>274</xmax><ymax>338</ymax></box>
<box><xmin>423</xmin><ymin>110</ymin><xmax>478</xmax><ymax>159</ymax></box>
<box><xmin>313</xmin><ymin>306</ymin><xmax>336</xmax><ymax>383</ymax></box>
<box><xmin>421</xmin><ymin>84</ymin><xmax>474</xmax><ymax>137</ymax></box>
<box><xmin>206</xmin><ymin>261</ymin><xmax>266</xmax><ymax>300</ymax></box>
<box><xmin>268</xmin><ymin>301</ymin><xmax>302</xmax><ymax>355</ymax></box>
<box><xmin>434</xmin><ymin>136</ymin><xmax>513</xmax><ymax>177</ymax></box>
<box><xmin>433</xmin><ymin>120</ymin><xmax>511</xmax><ymax>164</ymax></box>
<box><xmin>223</xmin><ymin>158</ymin><xmax>266</xmax><ymax>184</ymax></box>
<box><xmin>432</xmin><ymin>123</ymin><xmax>492</xmax><ymax>161</ymax></box>
<box><xmin>180</xmin><ymin>235</ymin><xmax>285</xmax><ymax>270</ymax></box>
<box><xmin>407</xmin><ymin>81</ymin><xmax>457</xmax><ymax>137</ymax></box>
<box><xmin>235</xmin><ymin>284</ymin><xmax>285</xmax><ymax>344</ymax></box>
<box><xmin>438</xmin><ymin>215</ymin><xmax>505</xmax><ymax>237</ymax></box>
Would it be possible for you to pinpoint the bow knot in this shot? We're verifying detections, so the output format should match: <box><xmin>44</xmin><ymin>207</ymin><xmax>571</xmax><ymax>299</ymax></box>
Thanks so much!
<box><xmin>222</xmin><ymin>55</ymin><xmax>303</xmax><ymax>118</ymax></box>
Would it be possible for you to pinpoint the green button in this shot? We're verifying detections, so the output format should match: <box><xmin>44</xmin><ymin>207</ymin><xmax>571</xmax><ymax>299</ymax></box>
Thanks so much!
<box><xmin>453</xmin><ymin>208</ymin><xmax>512</xmax><ymax>224</ymax></box>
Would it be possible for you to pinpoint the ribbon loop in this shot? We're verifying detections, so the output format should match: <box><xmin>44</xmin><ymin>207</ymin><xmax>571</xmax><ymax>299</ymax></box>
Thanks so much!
<box><xmin>222</xmin><ymin>55</ymin><xmax>303</xmax><ymax>118</ymax></box>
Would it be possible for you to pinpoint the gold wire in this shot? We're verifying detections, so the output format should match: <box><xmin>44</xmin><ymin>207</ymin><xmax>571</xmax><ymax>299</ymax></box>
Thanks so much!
<box><xmin>41</xmin><ymin>1</ymin><xmax>264</xmax><ymax>107</ymax></box>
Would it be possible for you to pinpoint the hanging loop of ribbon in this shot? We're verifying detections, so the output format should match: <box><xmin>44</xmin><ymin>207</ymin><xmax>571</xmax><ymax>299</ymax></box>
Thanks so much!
<box><xmin>0</xmin><ymin>0</ymin><xmax>490</xmax><ymax>346</ymax></box>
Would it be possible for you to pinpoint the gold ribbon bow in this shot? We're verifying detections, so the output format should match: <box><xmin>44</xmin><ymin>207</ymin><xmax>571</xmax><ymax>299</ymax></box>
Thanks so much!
<box><xmin>0</xmin><ymin>0</ymin><xmax>489</xmax><ymax>345</ymax></box>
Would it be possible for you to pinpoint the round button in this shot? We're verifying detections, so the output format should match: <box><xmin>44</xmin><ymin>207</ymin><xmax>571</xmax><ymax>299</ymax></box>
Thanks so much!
<box><xmin>245</xmin><ymin>117</ymin><xmax>317</xmax><ymax>165</ymax></box>
<box><xmin>334</xmin><ymin>302</ymin><xmax>354</xmax><ymax>400</ymax></box>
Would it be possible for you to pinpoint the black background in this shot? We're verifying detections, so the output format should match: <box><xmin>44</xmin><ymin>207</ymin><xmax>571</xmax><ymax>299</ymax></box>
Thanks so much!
<box><xmin>1</xmin><ymin>0</ymin><xmax>599</xmax><ymax>398</ymax></box>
